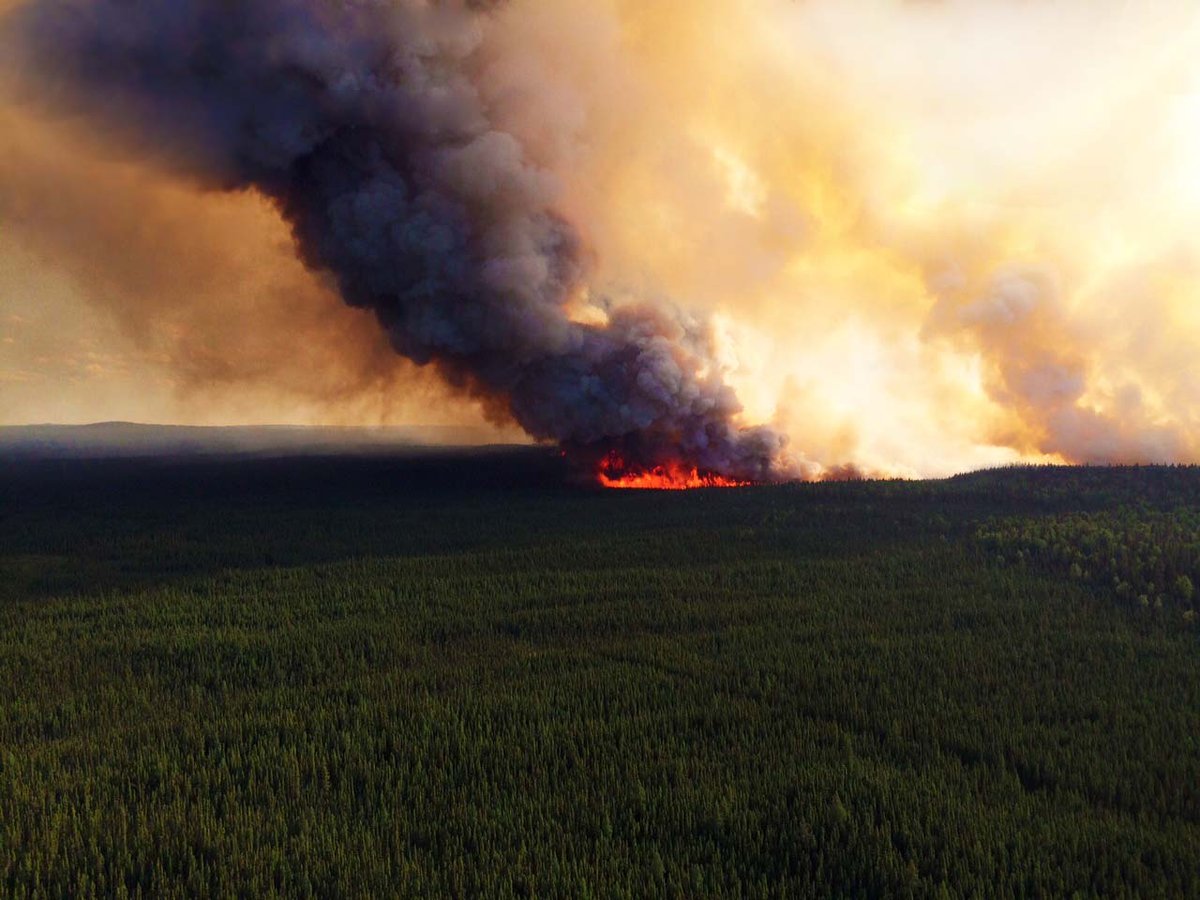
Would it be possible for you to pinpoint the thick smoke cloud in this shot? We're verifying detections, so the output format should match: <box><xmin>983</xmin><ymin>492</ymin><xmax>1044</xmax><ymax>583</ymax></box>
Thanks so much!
<box><xmin>926</xmin><ymin>265</ymin><xmax>1192</xmax><ymax>465</ymax></box>
<box><xmin>10</xmin><ymin>0</ymin><xmax>1200</xmax><ymax>477</ymax></box>
<box><xmin>3</xmin><ymin>0</ymin><xmax>788</xmax><ymax>480</ymax></box>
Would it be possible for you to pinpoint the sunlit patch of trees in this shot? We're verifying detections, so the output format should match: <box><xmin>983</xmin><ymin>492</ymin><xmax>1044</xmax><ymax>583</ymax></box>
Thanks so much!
<box><xmin>977</xmin><ymin>509</ymin><xmax>1200</xmax><ymax>623</ymax></box>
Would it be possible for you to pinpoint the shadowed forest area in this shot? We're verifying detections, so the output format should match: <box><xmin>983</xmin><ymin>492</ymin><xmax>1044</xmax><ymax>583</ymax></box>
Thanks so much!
<box><xmin>1</xmin><ymin>451</ymin><xmax>1198</xmax><ymax>897</ymax></box>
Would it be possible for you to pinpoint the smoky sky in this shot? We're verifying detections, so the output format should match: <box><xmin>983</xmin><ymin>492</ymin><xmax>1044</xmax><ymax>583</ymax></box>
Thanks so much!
<box><xmin>2</xmin><ymin>0</ymin><xmax>789</xmax><ymax>480</ymax></box>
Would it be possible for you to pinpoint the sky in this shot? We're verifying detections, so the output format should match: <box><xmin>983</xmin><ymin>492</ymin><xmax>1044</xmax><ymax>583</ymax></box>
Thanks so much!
<box><xmin>3</xmin><ymin>0</ymin><xmax>1200</xmax><ymax>476</ymax></box>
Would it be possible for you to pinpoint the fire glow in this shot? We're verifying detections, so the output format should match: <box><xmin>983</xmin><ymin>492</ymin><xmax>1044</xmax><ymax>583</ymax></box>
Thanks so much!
<box><xmin>596</xmin><ymin>452</ymin><xmax>751</xmax><ymax>490</ymax></box>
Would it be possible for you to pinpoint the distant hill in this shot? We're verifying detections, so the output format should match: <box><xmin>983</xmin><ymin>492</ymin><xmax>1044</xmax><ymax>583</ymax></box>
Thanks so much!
<box><xmin>0</xmin><ymin>422</ymin><xmax>519</xmax><ymax>459</ymax></box>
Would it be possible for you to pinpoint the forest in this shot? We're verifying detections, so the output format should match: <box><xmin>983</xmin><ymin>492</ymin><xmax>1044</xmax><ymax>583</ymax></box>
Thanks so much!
<box><xmin>1</xmin><ymin>451</ymin><xmax>1198</xmax><ymax>897</ymax></box>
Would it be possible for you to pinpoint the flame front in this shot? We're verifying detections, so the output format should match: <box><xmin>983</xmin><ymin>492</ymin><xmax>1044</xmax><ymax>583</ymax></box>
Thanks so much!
<box><xmin>596</xmin><ymin>452</ymin><xmax>751</xmax><ymax>490</ymax></box>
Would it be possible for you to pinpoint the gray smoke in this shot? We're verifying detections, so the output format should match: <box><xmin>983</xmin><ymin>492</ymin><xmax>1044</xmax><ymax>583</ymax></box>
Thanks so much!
<box><xmin>3</xmin><ymin>0</ymin><xmax>789</xmax><ymax>481</ymax></box>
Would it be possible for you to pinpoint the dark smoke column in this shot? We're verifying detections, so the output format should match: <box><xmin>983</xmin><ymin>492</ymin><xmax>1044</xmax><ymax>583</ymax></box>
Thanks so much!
<box><xmin>6</xmin><ymin>0</ymin><xmax>789</xmax><ymax>481</ymax></box>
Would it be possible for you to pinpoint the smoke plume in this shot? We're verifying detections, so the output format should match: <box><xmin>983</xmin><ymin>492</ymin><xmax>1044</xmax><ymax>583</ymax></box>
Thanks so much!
<box><xmin>1</xmin><ymin>0</ymin><xmax>789</xmax><ymax>481</ymax></box>
<box><xmin>8</xmin><ymin>1</ymin><xmax>1200</xmax><ymax>477</ymax></box>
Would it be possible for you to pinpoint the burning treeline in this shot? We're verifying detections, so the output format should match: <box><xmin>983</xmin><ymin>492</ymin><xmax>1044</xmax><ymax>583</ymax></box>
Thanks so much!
<box><xmin>5</xmin><ymin>1</ymin><xmax>1200</xmax><ymax>482</ymax></box>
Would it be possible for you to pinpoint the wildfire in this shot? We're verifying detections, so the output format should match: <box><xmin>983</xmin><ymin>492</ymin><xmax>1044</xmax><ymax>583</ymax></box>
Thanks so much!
<box><xmin>596</xmin><ymin>452</ymin><xmax>751</xmax><ymax>490</ymax></box>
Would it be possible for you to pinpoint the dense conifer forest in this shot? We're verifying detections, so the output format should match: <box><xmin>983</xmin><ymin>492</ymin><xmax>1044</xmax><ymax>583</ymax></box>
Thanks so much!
<box><xmin>1</xmin><ymin>452</ymin><xmax>1198</xmax><ymax>897</ymax></box>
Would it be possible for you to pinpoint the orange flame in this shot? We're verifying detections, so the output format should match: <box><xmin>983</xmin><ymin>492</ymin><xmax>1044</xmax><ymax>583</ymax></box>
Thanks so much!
<box><xmin>596</xmin><ymin>452</ymin><xmax>750</xmax><ymax>490</ymax></box>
